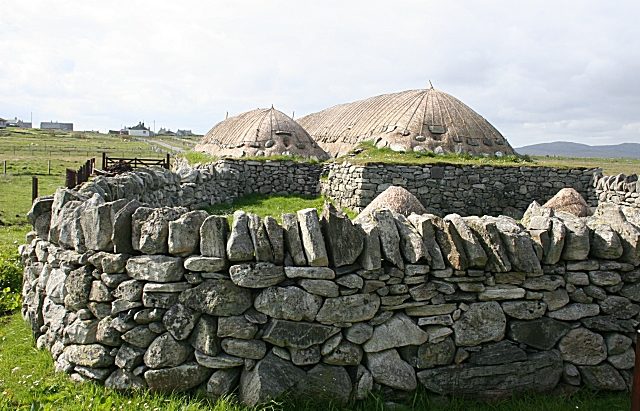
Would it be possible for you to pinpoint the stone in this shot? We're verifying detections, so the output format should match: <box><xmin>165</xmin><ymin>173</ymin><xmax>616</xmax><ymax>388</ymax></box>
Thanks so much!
<box><xmin>345</xmin><ymin>323</ymin><xmax>374</xmax><ymax>345</ymax></box>
<box><xmin>112</xmin><ymin>200</ymin><xmax>142</xmax><ymax>254</ymax></box>
<box><xmin>298</xmin><ymin>364</ymin><xmax>352</xmax><ymax>404</ymax></box>
<box><xmin>606</xmin><ymin>333</ymin><xmax>632</xmax><ymax>356</ymax></box>
<box><xmin>468</xmin><ymin>341</ymin><xmax>527</xmax><ymax>365</ymax></box>
<box><xmin>501</xmin><ymin>300</ymin><xmax>546</xmax><ymax>319</ymax></box>
<box><xmin>229</xmin><ymin>262</ymin><xmax>285</xmax><ymax>288</ymax></box>
<box><xmin>558</xmin><ymin>328</ymin><xmax>607</xmax><ymax>365</ymax></box>
<box><xmin>81</xmin><ymin>196</ymin><xmax>115</xmax><ymax>251</ymax></box>
<box><xmin>510</xmin><ymin>319</ymin><xmax>569</xmax><ymax>350</ymax></box>
<box><xmin>96</xmin><ymin>316</ymin><xmax>122</xmax><ymax>346</ymax></box>
<box><xmin>523</xmin><ymin>275</ymin><xmax>565</xmax><ymax>291</ymax></box>
<box><xmin>542</xmin><ymin>289</ymin><xmax>569</xmax><ymax>311</ymax></box>
<box><xmin>126</xmin><ymin>255</ymin><xmax>184</xmax><ymax>283</ymax></box>
<box><xmin>435</xmin><ymin>217</ymin><xmax>468</xmax><ymax>270</ymax></box>
<box><xmin>590</xmin><ymin>203</ymin><xmax>640</xmax><ymax>265</ymax></box>
<box><xmin>394</xmin><ymin>213</ymin><xmax>427</xmax><ymax>264</ymax></box>
<box><xmin>417</xmin><ymin>351</ymin><xmax>562</xmax><ymax>396</ymax></box>
<box><xmin>222</xmin><ymin>338</ymin><xmax>267</xmax><ymax>360</ymax></box>
<box><xmin>284</xmin><ymin>266</ymin><xmax>335</xmax><ymax>279</ymax></box>
<box><xmin>557</xmin><ymin>213</ymin><xmax>590</xmax><ymax>260</ymax></box>
<box><xmin>363</xmin><ymin>313</ymin><xmax>428</xmax><ymax>352</ymax></box>
<box><xmin>316</xmin><ymin>294</ymin><xmax>381</xmax><ymax>323</ymax></box>
<box><xmin>227</xmin><ymin>211</ymin><xmax>254</xmax><ymax>262</ymax></box>
<box><xmin>105</xmin><ymin>369</ymin><xmax>146</xmax><ymax>391</ymax></box>
<box><xmin>264</xmin><ymin>216</ymin><xmax>285</xmax><ymax>264</ymax></box>
<box><xmin>478</xmin><ymin>285</ymin><xmax>526</xmax><ymax>301</ymax></box>
<box><xmin>134</xmin><ymin>207</ymin><xmax>184</xmax><ymax>255</ymax></box>
<box><xmin>113</xmin><ymin>279</ymin><xmax>144</xmax><ymax>301</ymax></box>
<box><xmin>608</xmin><ymin>348</ymin><xmax>635</xmax><ymax>370</ymax></box>
<box><xmin>445</xmin><ymin>214</ymin><xmax>487</xmax><ymax>268</ymax></box>
<box><xmin>207</xmin><ymin>368</ymin><xmax>241</xmax><ymax>398</ymax></box>
<box><xmin>121</xmin><ymin>325</ymin><xmax>158</xmax><ymax>348</ymax></box>
<box><xmin>144</xmin><ymin>332</ymin><xmax>193</xmax><ymax>369</ymax></box>
<box><xmin>579</xmin><ymin>363</ymin><xmax>627</xmax><ymax>391</ymax></box>
<box><xmin>358</xmin><ymin>221</ymin><xmax>382</xmax><ymax>270</ymax></box>
<box><xmin>547</xmin><ymin>303</ymin><xmax>599</xmax><ymax>321</ymax></box>
<box><xmin>417</xmin><ymin>315</ymin><xmax>454</xmax><ymax>326</ymax></box>
<box><xmin>581</xmin><ymin>315</ymin><xmax>636</xmax><ymax>333</ymax></box>
<box><xmin>298</xmin><ymin>279</ymin><xmax>339</xmax><ymax>297</ymax></box>
<box><xmin>405</xmin><ymin>303</ymin><xmax>457</xmax><ymax>316</ymax></box>
<box><xmin>217</xmin><ymin>316</ymin><xmax>257</xmax><ymax>339</ymax></box>
<box><xmin>200</xmin><ymin>215</ymin><xmax>229</xmax><ymax>259</ymax></box>
<box><xmin>621</xmin><ymin>283</ymin><xmax>640</xmax><ymax>302</ymax></box>
<box><xmin>168</xmin><ymin>210</ymin><xmax>208</xmax><ymax>256</ymax></box>
<box><xmin>290</xmin><ymin>346</ymin><xmax>321</xmax><ymax>365</ymax></box>
<box><xmin>248</xmin><ymin>214</ymin><xmax>273</xmax><ymax>262</ymax></box>
<box><xmin>281</xmin><ymin>213</ymin><xmax>307</xmax><ymax>266</ymax></box>
<box><xmin>115</xmin><ymin>344</ymin><xmax>146</xmax><ymax>370</ymax></box>
<box><xmin>239</xmin><ymin>353</ymin><xmax>306</xmax><ymax>406</ymax></box>
<box><xmin>321</xmin><ymin>202</ymin><xmax>364</xmax><ymax>267</ymax></box>
<box><xmin>415</xmin><ymin>337</ymin><xmax>456</xmax><ymax>368</ymax></box>
<box><xmin>101</xmin><ymin>253</ymin><xmax>129</xmax><ymax>274</ymax></box>
<box><xmin>297</xmin><ymin>208</ymin><xmax>329</xmax><ymax>266</ymax></box>
<box><xmin>191</xmin><ymin>315</ymin><xmax>220</xmax><ymax>356</ymax></box>
<box><xmin>142</xmin><ymin>282</ymin><xmax>191</xmax><ymax>293</ymax></box>
<box><xmin>600</xmin><ymin>296</ymin><xmax>639</xmax><ymax>319</ymax></box>
<box><xmin>590</xmin><ymin>224</ymin><xmax>623</xmax><ymax>259</ymax></box>
<box><xmin>336</xmin><ymin>273</ymin><xmax>363</xmax><ymax>289</ymax></box>
<box><xmin>490</xmin><ymin>216</ymin><xmax>543</xmax><ymax>275</ymax></box>
<box><xmin>589</xmin><ymin>270</ymin><xmax>622</xmax><ymax>286</ymax></box>
<box><xmin>64</xmin><ymin>318</ymin><xmax>98</xmax><ymax>345</ymax></box>
<box><xmin>372</xmin><ymin>209</ymin><xmax>404</xmax><ymax>268</ymax></box>
<box><xmin>452</xmin><ymin>302</ymin><xmax>506</xmax><ymax>346</ymax></box>
<box><xmin>366</xmin><ymin>349</ymin><xmax>416</xmax><ymax>391</ymax></box>
<box><xmin>163</xmin><ymin>303</ymin><xmax>200</xmax><ymax>340</ymax></box>
<box><xmin>195</xmin><ymin>351</ymin><xmax>244</xmax><ymax>369</ymax></box>
<box><xmin>64</xmin><ymin>344</ymin><xmax>114</xmax><ymax>368</ymax></box>
<box><xmin>543</xmin><ymin>188</ymin><xmax>590</xmax><ymax>217</ymax></box>
<box><xmin>408</xmin><ymin>213</ymin><xmax>446</xmax><ymax>270</ymax></box>
<box><xmin>89</xmin><ymin>280</ymin><xmax>112</xmax><ymax>302</ymax></box>
<box><xmin>183</xmin><ymin>256</ymin><xmax>226</xmax><ymax>272</ymax></box>
<box><xmin>180</xmin><ymin>279</ymin><xmax>252</xmax><ymax>316</ymax></box>
<box><xmin>464</xmin><ymin>216</ymin><xmax>511</xmax><ymax>272</ymax></box>
<box><xmin>254</xmin><ymin>286</ymin><xmax>322</xmax><ymax>322</ymax></box>
<box><xmin>63</xmin><ymin>266</ymin><xmax>93</xmax><ymax>310</ymax></box>
<box><xmin>262</xmin><ymin>319</ymin><xmax>340</xmax><ymax>349</ymax></box>
<box><xmin>145</xmin><ymin>362</ymin><xmax>211</xmax><ymax>392</ymax></box>
<box><xmin>354</xmin><ymin>365</ymin><xmax>374</xmax><ymax>400</ymax></box>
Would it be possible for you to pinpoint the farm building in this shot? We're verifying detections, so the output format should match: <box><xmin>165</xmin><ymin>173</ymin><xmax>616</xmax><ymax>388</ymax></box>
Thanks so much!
<box><xmin>0</xmin><ymin>118</ymin><xmax>6</xmax><ymax>129</ymax></box>
<box><xmin>298</xmin><ymin>85</ymin><xmax>516</xmax><ymax>158</ymax></box>
<box><xmin>125</xmin><ymin>122</ymin><xmax>152</xmax><ymax>137</ymax></box>
<box><xmin>196</xmin><ymin>107</ymin><xmax>329</xmax><ymax>160</ymax></box>
<box><xmin>40</xmin><ymin>121</ymin><xmax>73</xmax><ymax>131</ymax></box>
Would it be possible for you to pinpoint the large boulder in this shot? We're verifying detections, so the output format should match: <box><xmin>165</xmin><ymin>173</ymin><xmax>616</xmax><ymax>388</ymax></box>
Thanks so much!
<box><xmin>543</xmin><ymin>188</ymin><xmax>590</xmax><ymax>217</ymax></box>
<box><xmin>239</xmin><ymin>353</ymin><xmax>306</xmax><ymax>406</ymax></box>
<box><xmin>354</xmin><ymin>186</ymin><xmax>427</xmax><ymax>223</ymax></box>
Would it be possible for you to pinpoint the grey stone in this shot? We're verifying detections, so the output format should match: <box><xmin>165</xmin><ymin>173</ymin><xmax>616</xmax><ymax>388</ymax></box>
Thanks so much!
<box><xmin>191</xmin><ymin>315</ymin><xmax>220</xmax><ymax>356</ymax></box>
<box><xmin>589</xmin><ymin>270</ymin><xmax>622</xmax><ymax>286</ymax></box>
<box><xmin>366</xmin><ymin>349</ymin><xmax>416</xmax><ymax>391</ymax></box>
<box><xmin>509</xmin><ymin>318</ymin><xmax>571</xmax><ymax>350</ymax></box>
<box><xmin>115</xmin><ymin>344</ymin><xmax>146</xmax><ymax>370</ymax></box>
<box><xmin>415</xmin><ymin>337</ymin><xmax>456</xmax><ymax>368</ymax></box>
<box><xmin>298</xmin><ymin>279</ymin><xmax>339</xmax><ymax>297</ymax></box>
<box><xmin>264</xmin><ymin>216</ymin><xmax>285</xmax><ymax>264</ymax></box>
<box><xmin>345</xmin><ymin>323</ymin><xmax>374</xmax><ymax>344</ymax></box>
<box><xmin>417</xmin><ymin>315</ymin><xmax>454</xmax><ymax>326</ymax></box>
<box><xmin>101</xmin><ymin>253</ymin><xmax>129</xmax><ymax>274</ymax></box>
<box><xmin>81</xmin><ymin>196</ymin><xmax>114</xmax><ymax>251</ymax></box>
<box><xmin>184</xmin><ymin>256</ymin><xmax>226</xmax><ymax>272</ymax></box>
<box><xmin>142</xmin><ymin>282</ymin><xmax>191</xmax><ymax>293</ymax></box>
<box><xmin>523</xmin><ymin>275</ymin><xmax>565</xmax><ymax>291</ymax></box>
<box><xmin>262</xmin><ymin>319</ymin><xmax>340</xmax><ymax>349</ymax></box>
<box><xmin>608</xmin><ymin>348</ymin><xmax>635</xmax><ymax>370</ymax></box>
<box><xmin>355</xmin><ymin>365</ymin><xmax>374</xmax><ymax>400</ymax></box>
<box><xmin>96</xmin><ymin>316</ymin><xmax>122</xmax><ymax>346</ymax></box>
<box><xmin>600</xmin><ymin>295</ymin><xmax>639</xmax><ymax>319</ymax></box>
<box><xmin>372</xmin><ymin>209</ymin><xmax>404</xmax><ymax>268</ymax></box>
<box><xmin>239</xmin><ymin>353</ymin><xmax>306</xmax><ymax>406</ymax></box>
<box><xmin>64</xmin><ymin>318</ymin><xmax>98</xmax><ymax>345</ymax></box>
<box><xmin>142</xmin><ymin>291</ymin><xmax>179</xmax><ymax>309</ymax></box>
<box><xmin>145</xmin><ymin>362</ymin><xmax>211</xmax><ymax>393</ymax></box>
<box><xmin>408</xmin><ymin>213</ymin><xmax>446</xmax><ymax>270</ymax></box>
<box><xmin>501</xmin><ymin>300</ymin><xmax>547</xmax><ymax>319</ymax></box>
<box><xmin>105</xmin><ymin>369</ymin><xmax>146</xmax><ymax>391</ymax></box>
<box><xmin>227</xmin><ymin>211</ymin><xmax>254</xmax><ymax>262</ymax></box>
<box><xmin>222</xmin><ymin>338</ymin><xmax>267</xmax><ymax>360</ymax></box>
<box><xmin>590</xmin><ymin>224</ymin><xmax>623</xmax><ymax>259</ymax></box>
<box><xmin>144</xmin><ymin>332</ymin><xmax>193</xmax><ymax>369</ymax></box>
<box><xmin>112</xmin><ymin>200</ymin><xmax>142</xmax><ymax>254</ymax></box>
<box><xmin>452</xmin><ymin>302</ymin><xmax>506</xmax><ymax>346</ymax></box>
<box><xmin>163</xmin><ymin>303</ymin><xmax>199</xmax><ymax>341</ymax></box>
<box><xmin>321</xmin><ymin>333</ymin><xmax>343</xmax><ymax>356</ymax></box>
<box><xmin>195</xmin><ymin>351</ymin><xmax>244</xmax><ymax>369</ymax></box>
<box><xmin>358</xmin><ymin>221</ymin><xmax>382</xmax><ymax>271</ymax></box>
<box><xmin>558</xmin><ymin>213</ymin><xmax>590</xmax><ymax>260</ymax></box>
<box><xmin>207</xmin><ymin>368</ymin><xmax>241</xmax><ymax>398</ymax></box>
<box><xmin>63</xmin><ymin>266</ymin><xmax>93</xmax><ymax>310</ymax></box>
<box><xmin>558</xmin><ymin>328</ymin><xmax>607</xmax><ymax>365</ymax></box>
<box><xmin>394</xmin><ymin>213</ymin><xmax>427</xmax><ymax>264</ymax></box>
<box><xmin>248</xmin><ymin>214</ymin><xmax>273</xmax><ymax>262</ymax></box>
<box><xmin>408</xmin><ymin>283</ymin><xmax>439</xmax><ymax>302</ymax></box>
<box><xmin>217</xmin><ymin>316</ymin><xmax>257</xmax><ymax>339</ymax></box>
<box><xmin>581</xmin><ymin>315</ymin><xmax>637</xmax><ymax>333</ymax></box>
<box><xmin>297</xmin><ymin>208</ymin><xmax>329</xmax><ymax>267</ymax></box>
<box><xmin>542</xmin><ymin>289</ymin><xmax>570</xmax><ymax>311</ymax></box>
<box><xmin>281</xmin><ymin>213</ymin><xmax>307</xmax><ymax>266</ymax></box>
<box><xmin>121</xmin><ymin>325</ymin><xmax>157</xmax><ymax>348</ymax></box>
<box><xmin>417</xmin><ymin>351</ymin><xmax>562</xmax><ymax>396</ymax></box>
<box><xmin>126</xmin><ymin>255</ymin><xmax>184</xmax><ymax>283</ymax></box>
<box><xmin>491</xmin><ymin>216</ymin><xmax>543</xmax><ymax>275</ymax></box>
<box><xmin>468</xmin><ymin>341</ymin><xmax>527</xmax><ymax>365</ymax></box>
<box><xmin>478</xmin><ymin>285</ymin><xmax>526</xmax><ymax>301</ymax></box>
<box><xmin>180</xmin><ymin>279</ymin><xmax>252</xmax><ymax>316</ymax></box>
<box><xmin>290</xmin><ymin>345</ymin><xmax>321</xmax><ymax>366</ymax></box>
<box><xmin>254</xmin><ymin>286</ymin><xmax>322</xmax><ymax>322</ymax></box>
<box><xmin>579</xmin><ymin>363</ymin><xmax>627</xmax><ymax>391</ymax></box>
<box><xmin>229</xmin><ymin>262</ymin><xmax>285</xmax><ymax>288</ymax></box>
<box><xmin>336</xmin><ymin>273</ymin><xmax>363</xmax><ymax>289</ymax></box>
<box><xmin>445</xmin><ymin>214</ymin><xmax>487</xmax><ymax>268</ymax></box>
<box><xmin>621</xmin><ymin>282</ymin><xmax>640</xmax><ymax>302</ymax></box>
<box><xmin>113</xmin><ymin>279</ymin><xmax>144</xmax><ymax>301</ymax></box>
<box><xmin>547</xmin><ymin>303</ymin><xmax>599</xmax><ymax>320</ymax></box>
<box><xmin>64</xmin><ymin>344</ymin><xmax>114</xmax><ymax>368</ymax></box>
<box><xmin>200</xmin><ymin>215</ymin><xmax>228</xmax><ymax>259</ymax></box>
<box><xmin>363</xmin><ymin>313</ymin><xmax>428</xmax><ymax>352</ymax></box>
<box><xmin>284</xmin><ymin>266</ymin><xmax>335</xmax><ymax>279</ymax></box>
<box><xmin>316</xmin><ymin>294</ymin><xmax>381</xmax><ymax>324</ymax></box>
<box><xmin>168</xmin><ymin>210</ymin><xmax>208</xmax><ymax>256</ymax></box>
<box><xmin>134</xmin><ymin>207</ymin><xmax>183</xmax><ymax>255</ymax></box>
<box><xmin>298</xmin><ymin>364</ymin><xmax>352</xmax><ymax>404</ymax></box>
<box><xmin>405</xmin><ymin>303</ymin><xmax>457</xmax><ymax>316</ymax></box>
<box><xmin>89</xmin><ymin>280</ymin><xmax>112</xmax><ymax>302</ymax></box>
<box><xmin>464</xmin><ymin>216</ymin><xmax>511</xmax><ymax>272</ymax></box>
<box><xmin>321</xmin><ymin>202</ymin><xmax>364</xmax><ymax>267</ymax></box>
<box><xmin>606</xmin><ymin>333</ymin><xmax>632</xmax><ymax>356</ymax></box>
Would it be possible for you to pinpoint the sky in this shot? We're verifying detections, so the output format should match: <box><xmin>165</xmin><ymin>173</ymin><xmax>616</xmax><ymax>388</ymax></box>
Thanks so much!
<box><xmin>1</xmin><ymin>0</ymin><xmax>638</xmax><ymax>147</ymax></box>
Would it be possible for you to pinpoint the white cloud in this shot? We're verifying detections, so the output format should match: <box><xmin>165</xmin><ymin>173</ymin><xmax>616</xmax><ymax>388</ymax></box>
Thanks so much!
<box><xmin>0</xmin><ymin>0</ymin><xmax>638</xmax><ymax>147</ymax></box>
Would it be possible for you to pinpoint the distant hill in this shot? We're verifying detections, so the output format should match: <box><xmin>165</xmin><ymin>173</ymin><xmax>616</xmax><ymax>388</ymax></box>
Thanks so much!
<box><xmin>516</xmin><ymin>142</ymin><xmax>640</xmax><ymax>159</ymax></box>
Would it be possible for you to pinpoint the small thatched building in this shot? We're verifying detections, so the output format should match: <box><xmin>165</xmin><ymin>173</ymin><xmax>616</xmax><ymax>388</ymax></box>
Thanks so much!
<box><xmin>298</xmin><ymin>86</ymin><xmax>516</xmax><ymax>158</ymax></box>
<box><xmin>196</xmin><ymin>107</ymin><xmax>329</xmax><ymax>160</ymax></box>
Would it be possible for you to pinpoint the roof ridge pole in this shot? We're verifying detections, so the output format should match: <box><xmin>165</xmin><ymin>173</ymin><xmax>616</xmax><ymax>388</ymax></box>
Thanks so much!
<box><xmin>429</xmin><ymin>80</ymin><xmax>434</xmax><ymax>89</ymax></box>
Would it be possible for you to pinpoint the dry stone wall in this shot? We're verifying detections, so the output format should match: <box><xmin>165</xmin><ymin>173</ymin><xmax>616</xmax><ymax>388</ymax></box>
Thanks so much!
<box><xmin>20</xmin><ymin>168</ymin><xmax>640</xmax><ymax>406</ymax></box>
<box><xmin>323</xmin><ymin>162</ymin><xmax>599</xmax><ymax>217</ymax></box>
<box><xmin>595</xmin><ymin>173</ymin><xmax>640</xmax><ymax>210</ymax></box>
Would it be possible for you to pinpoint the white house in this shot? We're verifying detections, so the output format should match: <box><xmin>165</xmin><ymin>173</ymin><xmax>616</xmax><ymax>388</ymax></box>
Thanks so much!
<box><xmin>126</xmin><ymin>122</ymin><xmax>152</xmax><ymax>137</ymax></box>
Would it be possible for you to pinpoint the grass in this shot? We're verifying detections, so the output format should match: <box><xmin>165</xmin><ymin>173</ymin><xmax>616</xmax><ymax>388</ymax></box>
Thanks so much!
<box><xmin>0</xmin><ymin>312</ymin><xmax>632</xmax><ymax>411</ymax></box>
<box><xmin>532</xmin><ymin>155</ymin><xmax>640</xmax><ymax>175</ymax></box>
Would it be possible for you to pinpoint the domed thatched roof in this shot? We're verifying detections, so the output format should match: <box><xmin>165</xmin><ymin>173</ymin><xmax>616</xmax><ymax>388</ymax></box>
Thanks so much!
<box><xmin>195</xmin><ymin>107</ymin><xmax>329</xmax><ymax>160</ymax></box>
<box><xmin>298</xmin><ymin>86</ymin><xmax>515</xmax><ymax>158</ymax></box>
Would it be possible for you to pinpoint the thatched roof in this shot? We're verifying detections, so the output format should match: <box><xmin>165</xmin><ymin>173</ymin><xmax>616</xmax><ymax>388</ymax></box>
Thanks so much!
<box><xmin>196</xmin><ymin>107</ymin><xmax>329</xmax><ymax>160</ymax></box>
<box><xmin>298</xmin><ymin>87</ymin><xmax>515</xmax><ymax>158</ymax></box>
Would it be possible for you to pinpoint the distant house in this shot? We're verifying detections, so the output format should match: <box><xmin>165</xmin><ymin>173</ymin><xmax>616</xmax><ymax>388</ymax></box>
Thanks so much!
<box><xmin>157</xmin><ymin>127</ymin><xmax>176</xmax><ymax>136</ymax></box>
<box><xmin>41</xmin><ymin>121</ymin><xmax>73</xmax><ymax>131</ymax></box>
<box><xmin>5</xmin><ymin>117</ymin><xmax>32</xmax><ymax>128</ymax></box>
<box><xmin>176</xmin><ymin>129</ymin><xmax>194</xmax><ymax>137</ymax></box>
<box><xmin>0</xmin><ymin>118</ymin><xmax>6</xmax><ymax>129</ymax></box>
<box><xmin>126</xmin><ymin>122</ymin><xmax>152</xmax><ymax>137</ymax></box>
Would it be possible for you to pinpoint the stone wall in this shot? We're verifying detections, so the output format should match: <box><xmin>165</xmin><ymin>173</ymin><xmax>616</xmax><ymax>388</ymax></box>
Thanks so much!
<box><xmin>322</xmin><ymin>162</ymin><xmax>600</xmax><ymax>217</ymax></box>
<box><xmin>20</xmin><ymin>170</ymin><xmax>640</xmax><ymax>406</ymax></box>
<box><xmin>595</xmin><ymin>173</ymin><xmax>640</xmax><ymax>210</ymax></box>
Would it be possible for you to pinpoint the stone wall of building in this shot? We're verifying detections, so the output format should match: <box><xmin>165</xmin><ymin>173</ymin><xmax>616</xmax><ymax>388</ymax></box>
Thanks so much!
<box><xmin>322</xmin><ymin>162</ymin><xmax>600</xmax><ymax>217</ymax></box>
<box><xmin>595</xmin><ymin>173</ymin><xmax>640</xmax><ymax>210</ymax></box>
<box><xmin>20</xmin><ymin>171</ymin><xmax>640</xmax><ymax>406</ymax></box>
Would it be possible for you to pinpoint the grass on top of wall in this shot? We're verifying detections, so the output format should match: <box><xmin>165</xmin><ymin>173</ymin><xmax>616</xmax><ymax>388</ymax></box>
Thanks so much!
<box><xmin>0</xmin><ymin>311</ymin><xmax>632</xmax><ymax>411</ymax></box>
<box><xmin>204</xmin><ymin>194</ymin><xmax>358</xmax><ymax>222</ymax></box>
<box><xmin>180</xmin><ymin>151</ymin><xmax>321</xmax><ymax>166</ymax></box>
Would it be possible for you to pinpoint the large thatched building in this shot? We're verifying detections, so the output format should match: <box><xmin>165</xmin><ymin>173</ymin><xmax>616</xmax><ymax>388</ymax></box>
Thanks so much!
<box><xmin>298</xmin><ymin>86</ymin><xmax>516</xmax><ymax>158</ymax></box>
<box><xmin>196</xmin><ymin>107</ymin><xmax>329</xmax><ymax>160</ymax></box>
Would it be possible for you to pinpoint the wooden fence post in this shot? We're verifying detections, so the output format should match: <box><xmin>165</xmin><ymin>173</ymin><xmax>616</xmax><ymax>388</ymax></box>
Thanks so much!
<box><xmin>31</xmin><ymin>176</ymin><xmax>38</xmax><ymax>202</ymax></box>
<box><xmin>165</xmin><ymin>153</ymin><xmax>170</xmax><ymax>169</ymax></box>
<box><xmin>3</xmin><ymin>160</ymin><xmax>6</xmax><ymax>175</ymax></box>
<box><xmin>102</xmin><ymin>152</ymin><xmax>107</xmax><ymax>170</ymax></box>
<box><xmin>65</xmin><ymin>169</ymin><xmax>76</xmax><ymax>188</ymax></box>
<box><xmin>632</xmin><ymin>330</ymin><xmax>640</xmax><ymax>411</ymax></box>
<box><xmin>47</xmin><ymin>160</ymin><xmax>51</xmax><ymax>175</ymax></box>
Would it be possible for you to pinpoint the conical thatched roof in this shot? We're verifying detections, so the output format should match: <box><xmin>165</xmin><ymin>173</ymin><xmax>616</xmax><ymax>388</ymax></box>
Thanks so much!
<box><xmin>195</xmin><ymin>107</ymin><xmax>329</xmax><ymax>160</ymax></box>
<box><xmin>298</xmin><ymin>87</ymin><xmax>515</xmax><ymax>158</ymax></box>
